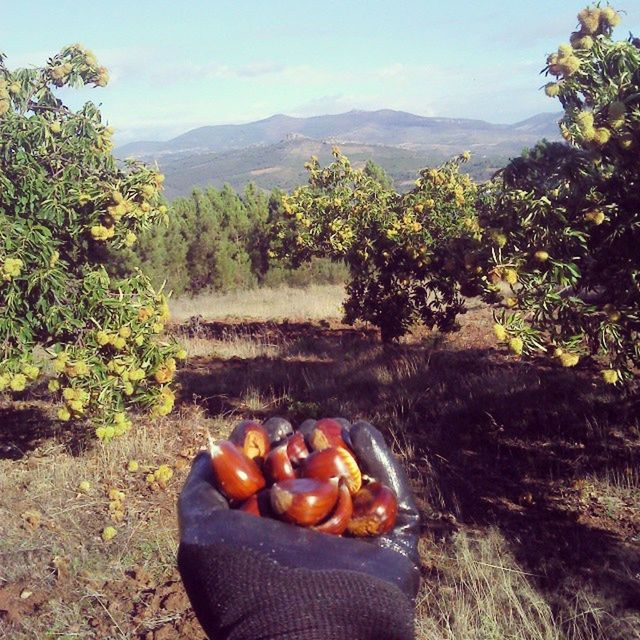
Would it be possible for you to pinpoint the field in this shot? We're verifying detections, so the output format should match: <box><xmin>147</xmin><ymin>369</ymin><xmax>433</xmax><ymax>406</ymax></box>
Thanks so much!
<box><xmin>1</xmin><ymin>285</ymin><xmax>638</xmax><ymax>639</ymax></box>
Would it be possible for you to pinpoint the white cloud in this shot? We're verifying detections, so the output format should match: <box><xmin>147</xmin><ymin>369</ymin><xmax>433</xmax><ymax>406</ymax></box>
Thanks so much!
<box><xmin>40</xmin><ymin>45</ymin><xmax>558</xmax><ymax>142</ymax></box>
<box><xmin>105</xmin><ymin>52</ymin><xmax>308</xmax><ymax>85</ymax></box>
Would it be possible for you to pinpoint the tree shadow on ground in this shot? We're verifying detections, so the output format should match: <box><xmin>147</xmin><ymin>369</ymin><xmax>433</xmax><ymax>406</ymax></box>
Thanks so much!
<box><xmin>402</xmin><ymin>348</ymin><xmax>640</xmax><ymax>633</ymax></box>
<box><xmin>0</xmin><ymin>397</ymin><xmax>93</xmax><ymax>460</ymax></box>
<box><xmin>172</xmin><ymin>318</ymin><xmax>378</xmax><ymax>345</ymax></box>
<box><xmin>176</xmin><ymin>318</ymin><xmax>640</xmax><ymax>634</ymax></box>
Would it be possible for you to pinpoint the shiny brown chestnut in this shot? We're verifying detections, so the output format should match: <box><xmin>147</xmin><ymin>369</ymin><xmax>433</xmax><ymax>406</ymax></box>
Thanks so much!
<box><xmin>301</xmin><ymin>446</ymin><xmax>362</xmax><ymax>495</ymax></box>
<box><xmin>286</xmin><ymin>431</ymin><xmax>309</xmax><ymax>466</ymax></box>
<box><xmin>335</xmin><ymin>446</ymin><xmax>362</xmax><ymax>495</ymax></box>
<box><xmin>263</xmin><ymin>443</ymin><xmax>296</xmax><ymax>483</ymax></box>
<box><xmin>270</xmin><ymin>478</ymin><xmax>339</xmax><ymax>526</ymax></box>
<box><xmin>311</xmin><ymin>479</ymin><xmax>353</xmax><ymax>535</ymax></box>
<box><xmin>229</xmin><ymin>421</ymin><xmax>271</xmax><ymax>463</ymax></box>
<box><xmin>346</xmin><ymin>481</ymin><xmax>398</xmax><ymax>537</ymax></box>
<box><xmin>237</xmin><ymin>489</ymin><xmax>274</xmax><ymax>518</ymax></box>
<box><xmin>309</xmin><ymin>418</ymin><xmax>350</xmax><ymax>452</ymax></box>
<box><xmin>208</xmin><ymin>436</ymin><xmax>266</xmax><ymax>502</ymax></box>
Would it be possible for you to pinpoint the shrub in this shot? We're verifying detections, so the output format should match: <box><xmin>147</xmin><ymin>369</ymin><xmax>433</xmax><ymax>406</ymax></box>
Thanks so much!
<box><xmin>484</xmin><ymin>5</ymin><xmax>639</xmax><ymax>382</ymax></box>
<box><xmin>274</xmin><ymin>148</ymin><xmax>482</xmax><ymax>341</ymax></box>
<box><xmin>0</xmin><ymin>45</ymin><xmax>183</xmax><ymax>438</ymax></box>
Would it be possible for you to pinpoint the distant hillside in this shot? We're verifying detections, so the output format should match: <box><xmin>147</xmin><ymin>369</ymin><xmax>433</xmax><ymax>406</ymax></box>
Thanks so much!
<box><xmin>155</xmin><ymin>138</ymin><xmax>509</xmax><ymax>199</ymax></box>
<box><xmin>118</xmin><ymin>109</ymin><xmax>562</xmax><ymax>157</ymax></box>
<box><xmin>116</xmin><ymin>109</ymin><xmax>563</xmax><ymax>198</ymax></box>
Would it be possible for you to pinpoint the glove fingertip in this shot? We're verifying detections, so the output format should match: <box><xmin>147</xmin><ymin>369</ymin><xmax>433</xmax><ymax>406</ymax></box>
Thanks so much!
<box><xmin>263</xmin><ymin>416</ymin><xmax>294</xmax><ymax>444</ymax></box>
<box><xmin>349</xmin><ymin>421</ymin><xmax>421</xmax><ymax>535</ymax></box>
<box><xmin>188</xmin><ymin>449</ymin><xmax>215</xmax><ymax>481</ymax></box>
<box><xmin>332</xmin><ymin>417</ymin><xmax>352</xmax><ymax>431</ymax></box>
<box><xmin>349</xmin><ymin>420</ymin><xmax>386</xmax><ymax>456</ymax></box>
<box><xmin>297</xmin><ymin>418</ymin><xmax>317</xmax><ymax>441</ymax></box>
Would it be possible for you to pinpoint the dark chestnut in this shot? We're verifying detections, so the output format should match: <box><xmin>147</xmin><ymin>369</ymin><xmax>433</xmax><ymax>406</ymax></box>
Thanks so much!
<box><xmin>309</xmin><ymin>418</ymin><xmax>350</xmax><ymax>451</ymax></box>
<box><xmin>311</xmin><ymin>479</ymin><xmax>353</xmax><ymax>535</ymax></box>
<box><xmin>301</xmin><ymin>446</ymin><xmax>362</xmax><ymax>495</ymax></box>
<box><xmin>229</xmin><ymin>421</ymin><xmax>270</xmax><ymax>462</ymax></box>
<box><xmin>263</xmin><ymin>443</ymin><xmax>296</xmax><ymax>483</ymax></box>
<box><xmin>208</xmin><ymin>436</ymin><xmax>266</xmax><ymax>502</ymax></box>
<box><xmin>335</xmin><ymin>446</ymin><xmax>362</xmax><ymax>495</ymax></box>
<box><xmin>346</xmin><ymin>482</ymin><xmax>398</xmax><ymax>537</ymax></box>
<box><xmin>270</xmin><ymin>478</ymin><xmax>339</xmax><ymax>526</ymax></box>
<box><xmin>286</xmin><ymin>431</ymin><xmax>309</xmax><ymax>466</ymax></box>
<box><xmin>237</xmin><ymin>489</ymin><xmax>274</xmax><ymax>518</ymax></box>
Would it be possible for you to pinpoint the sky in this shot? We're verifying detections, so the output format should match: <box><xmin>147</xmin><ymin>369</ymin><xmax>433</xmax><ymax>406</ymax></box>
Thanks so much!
<box><xmin>2</xmin><ymin>1</ymin><xmax>639</xmax><ymax>144</ymax></box>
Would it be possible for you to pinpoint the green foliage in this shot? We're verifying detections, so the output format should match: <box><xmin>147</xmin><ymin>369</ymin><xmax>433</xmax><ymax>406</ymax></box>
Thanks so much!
<box><xmin>261</xmin><ymin>257</ymin><xmax>348</xmax><ymax>289</ymax></box>
<box><xmin>274</xmin><ymin>148</ymin><xmax>481</xmax><ymax>341</ymax></box>
<box><xmin>0</xmin><ymin>45</ymin><xmax>183</xmax><ymax>437</ymax></box>
<box><xmin>363</xmin><ymin>159</ymin><xmax>394</xmax><ymax>190</ymax></box>
<box><xmin>486</xmin><ymin>5</ymin><xmax>640</xmax><ymax>382</ymax></box>
<box><xmin>105</xmin><ymin>183</ymin><xmax>348</xmax><ymax>295</ymax></box>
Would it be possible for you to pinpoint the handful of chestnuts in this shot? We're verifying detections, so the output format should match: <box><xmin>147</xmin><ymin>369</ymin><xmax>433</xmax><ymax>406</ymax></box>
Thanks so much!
<box><xmin>207</xmin><ymin>418</ymin><xmax>398</xmax><ymax>537</ymax></box>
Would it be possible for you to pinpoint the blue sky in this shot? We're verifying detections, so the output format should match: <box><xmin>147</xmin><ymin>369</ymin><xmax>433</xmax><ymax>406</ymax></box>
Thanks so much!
<box><xmin>2</xmin><ymin>1</ymin><xmax>639</xmax><ymax>143</ymax></box>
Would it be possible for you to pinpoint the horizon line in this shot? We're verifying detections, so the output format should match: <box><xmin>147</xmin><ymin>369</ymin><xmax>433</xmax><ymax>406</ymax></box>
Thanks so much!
<box><xmin>116</xmin><ymin>107</ymin><xmax>562</xmax><ymax>148</ymax></box>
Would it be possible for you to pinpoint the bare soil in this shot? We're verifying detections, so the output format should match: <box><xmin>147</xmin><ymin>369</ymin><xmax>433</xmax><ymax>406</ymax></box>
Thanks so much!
<box><xmin>1</xmin><ymin>301</ymin><xmax>638</xmax><ymax>639</ymax></box>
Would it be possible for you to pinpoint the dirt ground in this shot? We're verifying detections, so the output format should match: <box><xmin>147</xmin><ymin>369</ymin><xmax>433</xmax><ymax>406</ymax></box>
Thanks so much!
<box><xmin>0</xmin><ymin>300</ymin><xmax>638</xmax><ymax>639</ymax></box>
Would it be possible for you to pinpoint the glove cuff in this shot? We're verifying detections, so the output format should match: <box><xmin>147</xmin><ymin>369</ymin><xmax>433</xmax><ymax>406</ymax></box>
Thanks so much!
<box><xmin>179</xmin><ymin>540</ymin><xmax>415</xmax><ymax>640</ymax></box>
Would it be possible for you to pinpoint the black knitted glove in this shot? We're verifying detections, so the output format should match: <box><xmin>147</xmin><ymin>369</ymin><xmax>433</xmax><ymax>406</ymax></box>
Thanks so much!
<box><xmin>178</xmin><ymin>419</ymin><xmax>421</xmax><ymax>640</ymax></box>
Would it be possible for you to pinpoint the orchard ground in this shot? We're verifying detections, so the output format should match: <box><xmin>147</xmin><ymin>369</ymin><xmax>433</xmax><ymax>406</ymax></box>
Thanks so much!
<box><xmin>0</xmin><ymin>285</ymin><xmax>638</xmax><ymax>640</ymax></box>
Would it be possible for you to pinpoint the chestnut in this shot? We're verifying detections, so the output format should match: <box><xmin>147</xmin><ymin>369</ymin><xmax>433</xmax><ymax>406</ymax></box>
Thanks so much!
<box><xmin>229</xmin><ymin>421</ymin><xmax>270</xmax><ymax>463</ymax></box>
<box><xmin>335</xmin><ymin>446</ymin><xmax>362</xmax><ymax>495</ymax></box>
<box><xmin>238</xmin><ymin>489</ymin><xmax>273</xmax><ymax>518</ymax></box>
<box><xmin>301</xmin><ymin>446</ymin><xmax>362</xmax><ymax>495</ymax></box>
<box><xmin>263</xmin><ymin>443</ymin><xmax>296</xmax><ymax>483</ymax></box>
<box><xmin>208</xmin><ymin>436</ymin><xmax>266</xmax><ymax>502</ymax></box>
<box><xmin>270</xmin><ymin>478</ymin><xmax>339</xmax><ymax>526</ymax></box>
<box><xmin>346</xmin><ymin>482</ymin><xmax>398</xmax><ymax>537</ymax></box>
<box><xmin>308</xmin><ymin>418</ymin><xmax>350</xmax><ymax>451</ymax></box>
<box><xmin>286</xmin><ymin>431</ymin><xmax>309</xmax><ymax>466</ymax></box>
<box><xmin>311</xmin><ymin>479</ymin><xmax>353</xmax><ymax>535</ymax></box>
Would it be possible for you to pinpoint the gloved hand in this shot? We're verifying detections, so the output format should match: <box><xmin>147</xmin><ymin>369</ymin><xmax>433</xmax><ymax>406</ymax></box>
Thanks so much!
<box><xmin>178</xmin><ymin>418</ymin><xmax>421</xmax><ymax>640</ymax></box>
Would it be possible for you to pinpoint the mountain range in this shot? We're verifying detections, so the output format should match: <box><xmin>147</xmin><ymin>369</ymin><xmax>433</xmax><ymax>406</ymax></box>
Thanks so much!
<box><xmin>117</xmin><ymin>109</ymin><xmax>562</xmax><ymax>198</ymax></box>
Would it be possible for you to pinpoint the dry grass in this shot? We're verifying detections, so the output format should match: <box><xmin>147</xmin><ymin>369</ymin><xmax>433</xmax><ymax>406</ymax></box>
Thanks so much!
<box><xmin>181</xmin><ymin>330</ymin><xmax>287</xmax><ymax>360</ymax></box>
<box><xmin>587</xmin><ymin>464</ymin><xmax>640</xmax><ymax>496</ymax></box>
<box><xmin>415</xmin><ymin>528</ymin><xmax>639</xmax><ymax>640</ymax></box>
<box><xmin>169</xmin><ymin>283</ymin><xmax>345</xmax><ymax>322</ymax></box>
<box><xmin>1</xmin><ymin>286</ymin><xmax>638</xmax><ymax>639</ymax></box>
<box><xmin>0</xmin><ymin>403</ymin><xmax>226</xmax><ymax>639</ymax></box>
<box><xmin>416</xmin><ymin>529</ymin><xmax>562</xmax><ymax>640</ymax></box>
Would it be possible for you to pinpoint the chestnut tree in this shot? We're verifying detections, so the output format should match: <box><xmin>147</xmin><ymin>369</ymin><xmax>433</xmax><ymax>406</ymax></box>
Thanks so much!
<box><xmin>486</xmin><ymin>5</ymin><xmax>639</xmax><ymax>383</ymax></box>
<box><xmin>0</xmin><ymin>45</ymin><xmax>184</xmax><ymax>440</ymax></box>
<box><xmin>274</xmin><ymin>148</ymin><xmax>483</xmax><ymax>342</ymax></box>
